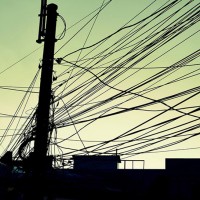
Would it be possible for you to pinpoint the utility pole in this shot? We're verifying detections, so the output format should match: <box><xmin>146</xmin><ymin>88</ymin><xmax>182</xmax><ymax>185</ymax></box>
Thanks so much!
<box><xmin>21</xmin><ymin>3</ymin><xmax>58</xmax><ymax>199</ymax></box>
<box><xmin>33</xmin><ymin>3</ymin><xmax>58</xmax><ymax>173</ymax></box>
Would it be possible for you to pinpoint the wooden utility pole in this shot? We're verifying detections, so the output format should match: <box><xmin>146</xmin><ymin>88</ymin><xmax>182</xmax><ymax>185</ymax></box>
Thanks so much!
<box><xmin>33</xmin><ymin>3</ymin><xmax>58</xmax><ymax>173</ymax></box>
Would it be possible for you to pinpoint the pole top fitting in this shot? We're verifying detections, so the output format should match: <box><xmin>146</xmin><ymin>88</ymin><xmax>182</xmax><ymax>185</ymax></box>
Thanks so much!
<box><xmin>47</xmin><ymin>3</ymin><xmax>58</xmax><ymax>11</ymax></box>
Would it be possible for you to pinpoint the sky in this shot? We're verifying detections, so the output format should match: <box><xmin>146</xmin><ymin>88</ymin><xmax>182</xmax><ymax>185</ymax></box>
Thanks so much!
<box><xmin>0</xmin><ymin>0</ymin><xmax>200</xmax><ymax>169</ymax></box>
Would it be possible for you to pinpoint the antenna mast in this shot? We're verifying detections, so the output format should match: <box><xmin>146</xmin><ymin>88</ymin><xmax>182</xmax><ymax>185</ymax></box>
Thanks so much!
<box><xmin>37</xmin><ymin>0</ymin><xmax>47</xmax><ymax>43</ymax></box>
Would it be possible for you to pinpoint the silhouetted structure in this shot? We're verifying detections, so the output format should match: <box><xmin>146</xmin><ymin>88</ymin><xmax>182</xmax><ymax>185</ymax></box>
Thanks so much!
<box><xmin>73</xmin><ymin>155</ymin><xmax>121</xmax><ymax>170</ymax></box>
<box><xmin>1</xmin><ymin>157</ymin><xmax>200</xmax><ymax>199</ymax></box>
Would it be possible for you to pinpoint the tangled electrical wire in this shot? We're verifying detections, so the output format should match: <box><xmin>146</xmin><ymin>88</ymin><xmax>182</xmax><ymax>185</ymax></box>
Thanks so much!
<box><xmin>1</xmin><ymin>0</ymin><xmax>200</xmax><ymax>169</ymax></box>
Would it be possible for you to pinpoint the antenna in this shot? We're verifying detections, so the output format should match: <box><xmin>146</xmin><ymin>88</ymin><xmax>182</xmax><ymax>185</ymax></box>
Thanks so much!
<box><xmin>36</xmin><ymin>0</ymin><xmax>47</xmax><ymax>43</ymax></box>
